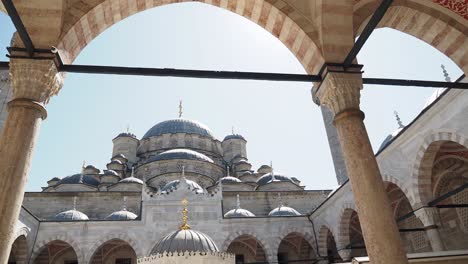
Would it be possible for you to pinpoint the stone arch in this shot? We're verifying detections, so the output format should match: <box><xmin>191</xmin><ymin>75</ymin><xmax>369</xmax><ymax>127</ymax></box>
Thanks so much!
<box><xmin>273</xmin><ymin>227</ymin><xmax>317</xmax><ymax>253</ymax></box>
<box><xmin>9</xmin><ymin>235</ymin><xmax>28</xmax><ymax>264</ymax></box>
<box><xmin>275</xmin><ymin>230</ymin><xmax>317</xmax><ymax>263</ymax></box>
<box><xmin>354</xmin><ymin>1</ymin><xmax>468</xmax><ymax>73</ymax></box>
<box><xmin>412</xmin><ymin>131</ymin><xmax>468</xmax><ymax>206</ymax></box>
<box><xmin>317</xmin><ymin>225</ymin><xmax>341</xmax><ymax>263</ymax></box>
<box><xmin>88</xmin><ymin>239</ymin><xmax>138</xmax><ymax>264</ymax></box>
<box><xmin>222</xmin><ymin>230</ymin><xmax>271</xmax><ymax>263</ymax></box>
<box><xmin>86</xmin><ymin>233</ymin><xmax>144</xmax><ymax>263</ymax></box>
<box><xmin>57</xmin><ymin>0</ymin><xmax>324</xmax><ymax>74</ymax></box>
<box><xmin>382</xmin><ymin>174</ymin><xmax>417</xmax><ymax>209</ymax></box>
<box><xmin>31</xmin><ymin>236</ymin><xmax>83</xmax><ymax>264</ymax></box>
<box><xmin>337</xmin><ymin>205</ymin><xmax>367</xmax><ymax>260</ymax></box>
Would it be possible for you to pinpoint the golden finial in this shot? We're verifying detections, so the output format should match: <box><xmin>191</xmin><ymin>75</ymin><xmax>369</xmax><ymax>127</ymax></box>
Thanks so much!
<box><xmin>180</xmin><ymin>198</ymin><xmax>191</xmax><ymax>230</ymax></box>
<box><xmin>178</xmin><ymin>100</ymin><xmax>183</xmax><ymax>118</ymax></box>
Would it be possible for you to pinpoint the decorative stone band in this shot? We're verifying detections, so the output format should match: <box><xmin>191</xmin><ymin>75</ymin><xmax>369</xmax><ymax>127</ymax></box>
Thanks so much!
<box><xmin>9</xmin><ymin>58</ymin><xmax>63</xmax><ymax>104</ymax></box>
<box><xmin>8</xmin><ymin>98</ymin><xmax>48</xmax><ymax>120</ymax></box>
<box><xmin>138</xmin><ymin>251</ymin><xmax>235</xmax><ymax>264</ymax></box>
<box><xmin>315</xmin><ymin>72</ymin><xmax>363</xmax><ymax>115</ymax></box>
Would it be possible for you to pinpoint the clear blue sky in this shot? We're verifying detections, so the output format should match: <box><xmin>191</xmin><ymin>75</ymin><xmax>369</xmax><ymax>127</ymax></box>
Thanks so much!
<box><xmin>0</xmin><ymin>3</ymin><xmax>462</xmax><ymax>191</ymax></box>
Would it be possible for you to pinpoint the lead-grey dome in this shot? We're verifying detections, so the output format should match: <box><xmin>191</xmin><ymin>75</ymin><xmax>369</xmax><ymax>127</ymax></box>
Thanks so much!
<box><xmin>54</xmin><ymin>209</ymin><xmax>89</xmax><ymax>221</ymax></box>
<box><xmin>268</xmin><ymin>206</ymin><xmax>301</xmax><ymax>216</ymax></box>
<box><xmin>377</xmin><ymin>127</ymin><xmax>404</xmax><ymax>153</ymax></box>
<box><xmin>55</xmin><ymin>174</ymin><xmax>100</xmax><ymax>187</ymax></box>
<box><xmin>151</xmin><ymin>229</ymin><xmax>219</xmax><ymax>254</ymax></box>
<box><xmin>218</xmin><ymin>176</ymin><xmax>242</xmax><ymax>184</ymax></box>
<box><xmin>223</xmin><ymin>134</ymin><xmax>246</xmax><ymax>141</ymax></box>
<box><xmin>119</xmin><ymin>177</ymin><xmax>144</xmax><ymax>184</ymax></box>
<box><xmin>142</xmin><ymin>119</ymin><xmax>214</xmax><ymax>139</ymax></box>
<box><xmin>146</xmin><ymin>149</ymin><xmax>214</xmax><ymax>164</ymax></box>
<box><xmin>161</xmin><ymin>179</ymin><xmax>204</xmax><ymax>194</ymax></box>
<box><xmin>224</xmin><ymin>208</ymin><xmax>255</xmax><ymax>218</ymax></box>
<box><xmin>257</xmin><ymin>173</ymin><xmax>293</xmax><ymax>186</ymax></box>
<box><xmin>105</xmin><ymin>209</ymin><xmax>138</xmax><ymax>220</ymax></box>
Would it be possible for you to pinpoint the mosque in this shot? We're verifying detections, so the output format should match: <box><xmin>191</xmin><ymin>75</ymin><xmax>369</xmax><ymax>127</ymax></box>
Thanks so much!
<box><xmin>2</xmin><ymin>66</ymin><xmax>468</xmax><ymax>264</ymax></box>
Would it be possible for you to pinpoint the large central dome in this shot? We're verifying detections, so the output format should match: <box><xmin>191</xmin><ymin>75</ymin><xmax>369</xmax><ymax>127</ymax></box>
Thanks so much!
<box><xmin>142</xmin><ymin>119</ymin><xmax>214</xmax><ymax>139</ymax></box>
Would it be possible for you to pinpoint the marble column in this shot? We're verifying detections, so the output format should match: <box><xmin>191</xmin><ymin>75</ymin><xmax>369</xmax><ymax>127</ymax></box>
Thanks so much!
<box><xmin>0</xmin><ymin>58</ymin><xmax>63</xmax><ymax>264</ymax></box>
<box><xmin>315</xmin><ymin>71</ymin><xmax>407</xmax><ymax>264</ymax></box>
<box><xmin>414</xmin><ymin>207</ymin><xmax>445</xmax><ymax>252</ymax></box>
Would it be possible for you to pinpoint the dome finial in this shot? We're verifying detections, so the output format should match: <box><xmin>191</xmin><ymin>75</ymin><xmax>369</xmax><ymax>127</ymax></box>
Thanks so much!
<box><xmin>232</xmin><ymin>126</ymin><xmax>235</xmax><ymax>135</ymax></box>
<box><xmin>80</xmin><ymin>161</ymin><xmax>85</xmax><ymax>183</ymax></box>
<box><xmin>227</xmin><ymin>166</ymin><xmax>230</xmax><ymax>176</ymax></box>
<box><xmin>180</xmin><ymin>198</ymin><xmax>191</xmax><ymax>230</ymax></box>
<box><xmin>178</xmin><ymin>100</ymin><xmax>183</xmax><ymax>118</ymax></box>
<box><xmin>131</xmin><ymin>166</ymin><xmax>135</xmax><ymax>178</ymax></box>
<box><xmin>73</xmin><ymin>196</ymin><xmax>77</xmax><ymax>210</ymax></box>
<box><xmin>270</xmin><ymin>161</ymin><xmax>276</xmax><ymax>181</ymax></box>
<box><xmin>441</xmin><ymin>64</ymin><xmax>451</xmax><ymax>82</ymax></box>
<box><xmin>277</xmin><ymin>193</ymin><xmax>283</xmax><ymax>208</ymax></box>
<box><xmin>393</xmin><ymin>111</ymin><xmax>404</xmax><ymax>128</ymax></box>
<box><xmin>122</xmin><ymin>196</ymin><xmax>128</xmax><ymax>211</ymax></box>
<box><xmin>236</xmin><ymin>194</ymin><xmax>241</xmax><ymax>209</ymax></box>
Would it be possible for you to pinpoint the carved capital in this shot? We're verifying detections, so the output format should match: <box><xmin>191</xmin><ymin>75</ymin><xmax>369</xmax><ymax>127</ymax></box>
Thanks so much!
<box><xmin>415</xmin><ymin>207</ymin><xmax>441</xmax><ymax>227</ymax></box>
<box><xmin>9</xmin><ymin>58</ymin><xmax>63</xmax><ymax>104</ymax></box>
<box><xmin>315</xmin><ymin>72</ymin><xmax>362</xmax><ymax>115</ymax></box>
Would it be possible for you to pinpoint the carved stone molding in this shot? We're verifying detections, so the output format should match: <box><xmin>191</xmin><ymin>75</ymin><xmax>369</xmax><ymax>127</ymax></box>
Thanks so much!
<box><xmin>9</xmin><ymin>58</ymin><xmax>63</xmax><ymax>104</ymax></box>
<box><xmin>315</xmin><ymin>72</ymin><xmax>363</xmax><ymax>115</ymax></box>
<box><xmin>415</xmin><ymin>207</ymin><xmax>441</xmax><ymax>227</ymax></box>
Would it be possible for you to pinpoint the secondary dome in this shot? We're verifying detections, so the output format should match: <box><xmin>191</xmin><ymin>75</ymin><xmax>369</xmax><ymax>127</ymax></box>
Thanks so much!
<box><xmin>257</xmin><ymin>173</ymin><xmax>293</xmax><ymax>186</ymax></box>
<box><xmin>223</xmin><ymin>134</ymin><xmax>246</xmax><ymax>141</ymax></box>
<box><xmin>161</xmin><ymin>179</ymin><xmax>204</xmax><ymax>194</ymax></box>
<box><xmin>55</xmin><ymin>174</ymin><xmax>100</xmax><ymax>187</ymax></box>
<box><xmin>152</xmin><ymin>229</ymin><xmax>219</xmax><ymax>254</ymax></box>
<box><xmin>106</xmin><ymin>209</ymin><xmax>138</xmax><ymax>220</ymax></box>
<box><xmin>224</xmin><ymin>208</ymin><xmax>255</xmax><ymax>218</ymax></box>
<box><xmin>142</xmin><ymin>119</ymin><xmax>214</xmax><ymax>139</ymax></box>
<box><xmin>268</xmin><ymin>206</ymin><xmax>301</xmax><ymax>217</ymax></box>
<box><xmin>119</xmin><ymin>177</ymin><xmax>144</xmax><ymax>184</ymax></box>
<box><xmin>55</xmin><ymin>209</ymin><xmax>89</xmax><ymax>221</ymax></box>
<box><xmin>218</xmin><ymin>176</ymin><xmax>242</xmax><ymax>184</ymax></box>
<box><xmin>146</xmin><ymin>149</ymin><xmax>214</xmax><ymax>163</ymax></box>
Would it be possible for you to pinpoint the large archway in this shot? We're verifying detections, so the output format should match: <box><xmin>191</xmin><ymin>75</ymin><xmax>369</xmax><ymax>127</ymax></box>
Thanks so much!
<box><xmin>89</xmin><ymin>239</ymin><xmax>137</xmax><ymax>264</ymax></box>
<box><xmin>427</xmin><ymin>140</ymin><xmax>468</xmax><ymax>250</ymax></box>
<box><xmin>277</xmin><ymin>232</ymin><xmax>316</xmax><ymax>263</ymax></box>
<box><xmin>32</xmin><ymin>240</ymin><xmax>78</xmax><ymax>264</ymax></box>
<box><xmin>226</xmin><ymin>234</ymin><xmax>267</xmax><ymax>264</ymax></box>
<box><xmin>338</xmin><ymin>208</ymin><xmax>367</xmax><ymax>259</ymax></box>
<box><xmin>385</xmin><ymin>181</ymin><xmax>430</xmax><ymax>253</ymax></box>
<box><xmin>8</xmin><ymin>235</ymin><xmax>27</xmax><ymax>264</ymax></box>
<box><xmin>318</xmin><ymin>226</ymin><xmax>342</xmax><ymax>263</ymax></box>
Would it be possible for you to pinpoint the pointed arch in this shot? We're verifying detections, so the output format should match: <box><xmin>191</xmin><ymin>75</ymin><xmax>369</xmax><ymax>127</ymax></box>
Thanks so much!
<box><xmin>222</xmin><ymin>230</ymin><xmax>271</xmax><ymax>263</ymax></box>
<box><xmin>57</xmin><ymin>0</ymin><xmax>324</xmax><ymax>74</ymax></box>
<box><xmin>31</xmin><ymin>236</ymin><xmax>82</xmax><ymax>264</ymax></box>
<box><xmin>86</xmin><ymin>232</ymin><xmax>144</xmax><ymax>263</ymax></box>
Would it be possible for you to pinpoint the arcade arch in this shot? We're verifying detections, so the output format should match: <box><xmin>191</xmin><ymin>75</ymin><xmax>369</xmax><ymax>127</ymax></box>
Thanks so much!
<box><xmin>8</xmin><ymin>235</ymin><xmax>27</xmax><ymax>264</ymax></box>
<box><xmin>318</xmin><ymin>226</ymin><xmax>342</xmax><ymax>263</ymax></box>
<box><xmin>32</xmin><ymin>240</ymin><xmax>78</xmax><ymax>264</ymax></box>
<box><xmin>277</xmin><ymin>232</ymin><xmax>316</xmax><ymax>264</ymax></box>
<box><xmin>226</xmin><ymin>234</ymin><xmax>267</xmax><ymax>264</ymax></box>
<box><xmin>338</xmin><ymin>208</ymin><xmax>366</xmax><ymax>259</ymax></box>
<box><xmin>89</xmin><ymin>239</ymin><xmax>137</xmax><ymax>264</ymax></box>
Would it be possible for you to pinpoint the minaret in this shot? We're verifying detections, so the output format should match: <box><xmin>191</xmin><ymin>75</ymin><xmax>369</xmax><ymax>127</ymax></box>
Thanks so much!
<box><xmin>320</xmin><ymin>105</ymin><xmax>348</xmax><ymax>185</ymax></box>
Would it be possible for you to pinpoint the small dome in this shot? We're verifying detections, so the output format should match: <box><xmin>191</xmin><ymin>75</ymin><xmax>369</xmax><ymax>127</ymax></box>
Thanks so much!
<box><xmin>109</xmin><ymin>160</ymin><xmax>123</xmax><ymax>165</ymax></box>
<box><xmin>224</xmin><ymin>208</ymin><xmax>255</xmax><ymax>218</ymax></box>
<box><xmin>268</xmin><ymin>206</ymin><xmax>301</xmax><ymax>217</ymax></box>
<box><xmin>152</xmin><ymin>229</ymin><xmax>219</xmax><ymax>254</ymax></box>
<box><xmin>235</xmin><ymin>159</ymin><xmax>250</xmax><ymax>164</ymax></box>
<box><xmin>103</xmin><ymin>170</ymin><xmax>119</xmax><ymax>176</ymax></box>
<box><xmin>257</xmin><ymin>165</ymin><xmax>272</xmax><ymax>174</ymax></box>
<box><xmin>119</xmin><ymin>177</ymin><xmax>144</xmax><ymax>184</ymax></box>
<box><xmin>218</xmin><ymin>176</ymin><xmax>242</xmax><ymax>184</ymax></box>
<box><xmin>143</xmin><ymin>119</ymin><xmax>214</xmax><ymax>139</ymax></box>
<box><xmin>112</xmin><ymin>154</ymin><xmax>127</xmax><ymax>160</ymax></box>
<box><xmin>161</xmin><ymin>179</ymin><xmax>204</xmax><ymax>194</ymax></box>
<box><xmin>105</xmin><ymin>209</ymin><xmax>138</xmax><ymax>220</ymax></box>
<box><xmin>223</xmin><ymin>134</ymin><xmax>246</xmax><ymax>141</ymax></box>
<box><xmin>257</xmin><ymin>173</ymin><xmax>293</xmax><ymax>186</ymax></box>
<box><xmin>55</xmin><ymin>209</ymin><xmax>89</xmax><ymax>221</ymax></box>
<box><xmin>377</xmin><ymin>126</ymin><xmax>404</xmax><ymax>153</ymax></box>
<box><xmin>146</xmin><ymin>149</ymin><xmax>214</xmax><ymax>163</ymax></box>
<box><xmin>55</xmin><ymin>174</ymin><xmax>100</xmax><ymax>187</ymax></box>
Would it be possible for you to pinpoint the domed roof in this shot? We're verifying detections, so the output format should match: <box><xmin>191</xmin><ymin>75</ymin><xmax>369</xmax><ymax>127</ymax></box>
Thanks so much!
<box><xmin>152</xmin><ymin>229</ymin><xmax>219</xmax><ymax>254</ymax></box>
<box><xmin>218</xmin><ymin>176</ymin><xmax>242</xmax><ymax>184</ymax></box>
<box><xmin>103</xmin><ymin>170</ymin><xmax>119</xmax><ymax>176</ymax></box>
<box><xmin>268</xmin><ymin>206</ymin><xmax>301</xmax><ymax>217</ymax></box>
<box><xmin>223</xmin><ymin>134</ymin><xmax>246</xmax><ymax>141</ymax></box>
<box><xmin>55</xmin><ymin>174</ymin><xmax>100</xmax><ymax>187</ymax></box>
<box><xmin>224</xmin><ymin>208</ymin><xmax>255</xmax><ymax>218</ymax></box>
<box><xmin>115</xmin><ymin>132</ymin><xmax>137</xmax><ymax>139</ymax></box>
<box><xmin>119</xmin><ymin>176</ymin><xmax>144</xmax><ymax>184</ymax></box>
<box><xmin>377</xmin><ymin>126</ymin><xmax>404</xmax><ymax>153</ymax></box>
<box><xmin>112</xmin><ymin>153</ymin><xmax>127</xmax><ymax>160</ymax></box>
<box><xmin>55</xmin><ymin>209</ymin><xmax>89</xmax><ymax>221</ymax></box>
<box><xmin>142</xmin><ymin>119</ymin><xmax>214</xmax><ymax>139</ymax></box>
<box><xmin>257</xmin><ymin>173</ymin><xmax>293</xmax><ymax>186</ymax></box>
<box><xmin>146</xmin><ymin>149</ymin><xmax>214</xmax><ymax>163</ymax></box>
<box><xmin>105</xmin><ymin>209</ymin><xmax>138</xmax><ymax>220</ymax></box>
<box><xmin>161</xmin><ymin>179</ymin><xmax>204</xmax><ymax>194</ymax></box>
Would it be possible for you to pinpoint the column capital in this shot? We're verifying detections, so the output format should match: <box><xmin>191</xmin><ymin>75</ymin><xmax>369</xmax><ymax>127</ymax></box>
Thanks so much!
<box><xmin>9</xmin><ymin>58</ymin><xmax>63</xmax><ymax>104</ymax></box>
<box><xmin>414</xmin><ymin>207</ymin><xmax>441</xmax><ymax>227</ymax></box>
<box><xmin>338</xmin><ymin>248</ymin><xmax>352</xmax><ymax>261</ymax></box>
<box><xmin>314</xmin><ymin>72</ymin><xmax>363</xmax><ymax>115</ymax></box>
